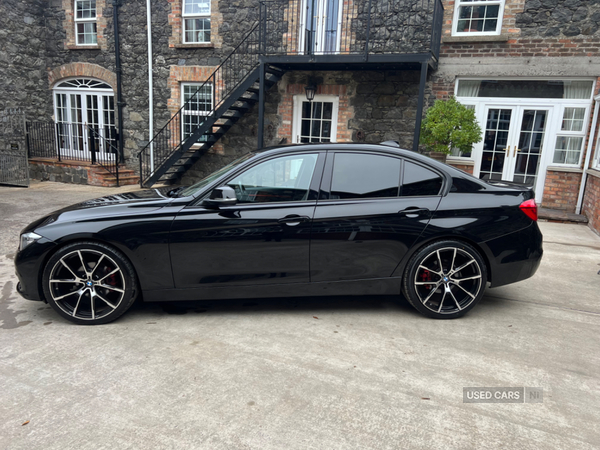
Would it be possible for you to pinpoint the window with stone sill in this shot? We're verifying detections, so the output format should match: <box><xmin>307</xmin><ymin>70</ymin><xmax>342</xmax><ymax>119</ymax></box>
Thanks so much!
<box><xmin>182</xmin><ymin>83</ymin><xmax>213</xmax><ymax>142</ymax></box>
<box><xmin>452</xmin><ymin>0</ymin><xmax>505</xmax><ymax>36</ymax></box>
<box><xmin>75</xmin><ymin>0</ymin><xmax>97</xmax><ymax>45</ymax></box>
<box><xmin>183</xmin><ymin>0</ymin><xmax>211</xmax><ymax>44</ymax></box>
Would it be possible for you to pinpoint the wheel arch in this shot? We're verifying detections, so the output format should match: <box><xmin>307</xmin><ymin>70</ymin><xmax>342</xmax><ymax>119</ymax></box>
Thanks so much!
<box><xmin>394</xmin><ymin>235</ymin><xmax>493</xmax><ymax>286</ymax></box>
<box><xmin>36</xmin><ymin>237</ymin><xmax>142</xmax><ymax>303</ymax></box>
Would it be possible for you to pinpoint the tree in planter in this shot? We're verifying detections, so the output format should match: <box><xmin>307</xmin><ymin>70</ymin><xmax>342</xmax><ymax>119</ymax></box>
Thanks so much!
<box><xmin>420</xmin><ymin>97</ymin><xmax>482</xmax><ymax>159</ymax></box>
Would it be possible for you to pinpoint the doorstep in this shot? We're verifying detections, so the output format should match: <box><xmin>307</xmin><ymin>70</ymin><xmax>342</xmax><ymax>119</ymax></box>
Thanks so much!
<box><xmin>538</xmin><ymin>207</ymin><xmax>589</xmax><ymax>224</ymax></box>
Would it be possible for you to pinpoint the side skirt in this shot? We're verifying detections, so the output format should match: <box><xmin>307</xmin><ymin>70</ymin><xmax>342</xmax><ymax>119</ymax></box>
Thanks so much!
<box><xmin>142</xmin><ymin>277</ymin><xmax>402</xmax><ymax>302</ymax></box>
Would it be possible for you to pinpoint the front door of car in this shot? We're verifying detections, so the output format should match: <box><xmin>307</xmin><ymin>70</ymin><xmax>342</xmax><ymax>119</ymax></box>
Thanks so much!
<box><xmin>169</xmin><ymin>152</ymin><xmax>324</xmax><ymax>288</ymax></box>
<box><xmin>310</xmin><ymin>152</ymin><xmax>443</xmax><ymax>282</ymax></box>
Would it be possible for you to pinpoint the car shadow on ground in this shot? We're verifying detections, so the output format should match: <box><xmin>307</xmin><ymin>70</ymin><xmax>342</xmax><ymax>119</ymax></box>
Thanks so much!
<box><xmin>127</xmin><ymin>294</ymin><xmax>417</xmax><ymax>319</ymax></box>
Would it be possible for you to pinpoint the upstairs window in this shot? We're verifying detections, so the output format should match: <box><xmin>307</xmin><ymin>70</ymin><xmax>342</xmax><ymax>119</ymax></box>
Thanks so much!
<box><xmin>453</xmin><ymin>0</ymin><xmax>504</xmax><ymax>36</ymax></box>
<box><xmin>75</xmin><ymin>0</ymin><xmax>97</xmax><ymax>45</ymax></box>
<box><xmin>183</xmin><ymin>0</ymin><xmax>211</xmax><ymax>43</ymax></box>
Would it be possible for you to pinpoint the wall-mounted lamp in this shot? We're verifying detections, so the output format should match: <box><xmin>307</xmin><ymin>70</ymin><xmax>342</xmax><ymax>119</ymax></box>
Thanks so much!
<box><xmin>304</xmin><ymin>83</ymin><xmax>317</xmax><ymax>101</ymax></box>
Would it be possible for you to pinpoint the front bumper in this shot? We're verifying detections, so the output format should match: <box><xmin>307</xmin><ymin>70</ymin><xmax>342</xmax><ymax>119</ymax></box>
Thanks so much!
<box><xmin>14</xmin><ymin>238</ymin><xmax>57</xmax><ymax>302</ymax></box>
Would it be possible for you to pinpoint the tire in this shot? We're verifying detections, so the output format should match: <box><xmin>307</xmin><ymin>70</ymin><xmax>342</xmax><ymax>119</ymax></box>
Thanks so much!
<box><xmin>42</xmin><ymin>241</ymin><xmax>138</xmax><ymax>325</ymax></box>
<box><xmin>402</xmin><ymin>240</ymin><xmax>487</xmax><ymax>319</ymax></box>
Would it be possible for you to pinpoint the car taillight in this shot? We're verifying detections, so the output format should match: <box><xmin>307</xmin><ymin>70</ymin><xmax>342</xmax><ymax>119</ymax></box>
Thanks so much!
<box><xmin>519</xmin><ymin>199</ymin><xmax>538</xmax><ymax>221</ymax></box>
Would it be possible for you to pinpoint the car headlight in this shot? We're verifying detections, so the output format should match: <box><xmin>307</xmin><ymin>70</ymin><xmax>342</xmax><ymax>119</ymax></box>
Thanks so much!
<box><xmin>20</xmin><ymin>232</ymin><xmax>42</xmax><ymax>251</ymax></box>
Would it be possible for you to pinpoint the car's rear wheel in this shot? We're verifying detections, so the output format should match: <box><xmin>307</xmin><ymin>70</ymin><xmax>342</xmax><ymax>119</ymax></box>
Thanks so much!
<box><xmin>42</xmin><ymin>241</ymin><xmax>138</xmax><ymax>325</ymax></box>
<box><xmin>402</xmin><ymin>240</ymin><xmax>487</xmax><ymax>319</ymax></box>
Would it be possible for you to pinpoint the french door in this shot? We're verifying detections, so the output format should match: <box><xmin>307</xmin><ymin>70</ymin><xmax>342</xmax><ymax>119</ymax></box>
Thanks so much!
<box><xmin>300</xmin><ymin>0</ymin><xmax>343</xmax><ymax>54</ymax></box>
<box><xmin>476</xmin><ymin>105</ymin><xmax>552</xmax><ymax>201</ymax></box>
<box><xmin>54</xmin><ymin>91</ymin><xmax>116</xmax><ymax>160</ymax></box>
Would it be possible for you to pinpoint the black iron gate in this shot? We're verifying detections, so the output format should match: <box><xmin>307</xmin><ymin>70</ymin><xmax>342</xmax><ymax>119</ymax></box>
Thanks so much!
<box><xmin>0</xmin><ymin>108</ymin><xmax>29</xmax><ymax>187</ymax></box>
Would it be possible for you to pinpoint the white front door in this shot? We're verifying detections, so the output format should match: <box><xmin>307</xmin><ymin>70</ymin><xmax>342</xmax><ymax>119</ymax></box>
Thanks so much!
<box><xmin>474</xmin><ymin>105</ymin><xmax>552</xmax><ymax>201</ymax></box>
<box><xmin>300</xmin><ymin>0</ymin><xmax>343</xmax><ymax>54</ymax></box>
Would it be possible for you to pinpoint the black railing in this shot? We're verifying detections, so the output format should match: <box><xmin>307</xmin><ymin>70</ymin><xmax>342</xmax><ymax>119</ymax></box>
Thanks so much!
<box><xmin>259</xmin><ymin>0</ymin><xmax>443</xmax><ymax>59</ymax></box>
<box><xmin>87</xmin><ymin>126</ymin><xmax>120</xmax><ymax>186</ymax></box>
<box><xmin>26</xmin><ymin>122</ymin><xmax>58</xmax><ymax>159</ymax></box>
<box><xmin>26</xmin><ymin>121</ymin><xmax>119</xmax><ymax>184</ymax></box>
<box><xmin>138</xmin><ymin>24</ymin><xmax>261</xmax><ymax>186</ymax></box>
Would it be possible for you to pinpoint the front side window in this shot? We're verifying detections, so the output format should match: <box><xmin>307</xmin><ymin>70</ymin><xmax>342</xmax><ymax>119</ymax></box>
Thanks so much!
<box><xmin>75</xmin><ymin>0</ymin><xmax>97</xmax><ymax>45</ymax></box>
<box><xmin>182</xmin><ymin>83</ymin><xmax>213</xmax><ymax>141</ymax></box>
<box><xmin>553</xmin><ymin>107</ymin><xmax>588</xmax><ymax>165</ymax></box>
<box><xmin>183</xmin><ymin>0</ymin><xmax>211</xmax><ymax>43</ymax></box>
<box><xmin>227</xmin><ymin>154</ymin><xmax>319</xmax><ymax>203</ymax></box>
<box><xmin>594</xmin><ymin>131</ymin><xmax>600</xmax><ymax>170</ymax></box>
<box><xmin>453</xmin><ymin>0</ymin><xmax>504</xmax><ymax>36</ymax></box>
<box><xmin>330</xmin><ymin>153</ymin><xmax>401</xmax><ymax>199</ymax></box>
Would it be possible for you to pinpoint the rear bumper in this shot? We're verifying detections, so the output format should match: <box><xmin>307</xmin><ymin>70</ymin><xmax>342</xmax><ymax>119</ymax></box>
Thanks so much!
<box><xmin>483</xmin><ymin>222</ymin><xmax>543</xmax><ymax>288</ymax></box>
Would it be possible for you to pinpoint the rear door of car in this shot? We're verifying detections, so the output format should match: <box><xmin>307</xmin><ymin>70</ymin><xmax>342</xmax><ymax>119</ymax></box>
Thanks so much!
<box><xmin>309</xmin><ymin>151</ymin><xmax>444</xmax><ymax>282</ymax></box>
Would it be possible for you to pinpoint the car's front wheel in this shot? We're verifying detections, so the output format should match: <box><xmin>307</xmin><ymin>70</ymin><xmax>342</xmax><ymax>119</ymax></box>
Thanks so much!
<box><xmin>42</xmin><ymin>241</ymin><xmax>138</xmax><ymax>325</ymax></box>
<box><xmin>402</xmin><ymin>240</ymin><xmax>487</xmax><ymax>319</ymax></box>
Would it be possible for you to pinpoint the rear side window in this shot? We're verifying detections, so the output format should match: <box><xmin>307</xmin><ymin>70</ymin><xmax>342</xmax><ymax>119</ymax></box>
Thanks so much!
<box><xmin>330</xmin><ymin>153</ymin><xmax>401</xmax><ymax>199</ymax></box>
<box><xmin>401</xmin><ymin>161</ymin><xmax>443</xmax><ymax>196</ymax></box>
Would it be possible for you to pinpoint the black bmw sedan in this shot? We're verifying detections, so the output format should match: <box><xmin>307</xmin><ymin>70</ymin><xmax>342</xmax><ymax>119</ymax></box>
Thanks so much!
<box><xmin>14</xmin><ymin>142</ymin><xmax>543</xmax><ymax>325</ymax></box>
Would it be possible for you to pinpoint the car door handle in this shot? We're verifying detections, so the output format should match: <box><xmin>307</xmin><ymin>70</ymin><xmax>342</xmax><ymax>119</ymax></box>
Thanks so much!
<box><xmin>278</xmin><ymin>215</ymin><xmax>310</xmax><ymax>226</ymax></box>
<box><xmin>398</xmin><ymin>207</ymin><xmax>430</xmax><ymax>218</ymax></box>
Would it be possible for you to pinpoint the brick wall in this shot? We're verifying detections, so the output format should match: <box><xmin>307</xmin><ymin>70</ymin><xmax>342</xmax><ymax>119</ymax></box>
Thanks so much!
<box><xmin>48</xmin><ymin>62</ymin><xmax>117</xmax><ymax>89</ymax></box>
<box><xmin>168</xmin><ymin>0</ymin><xmax>223</xmax><ymax>48</ymax></box>
<box><xmin>541</xmin><ymin>169</ymin><xmax>583</xmax><ymax>213</ymax></box>
<box><xmin>582</xmin><ymin>171</ymin><xmax>600</xmax><ymax>235</ymax></box>
<box><xmin>277</xmin><ymin>84</ymin><xmax>354</xmax><ymax>143</ymax></box>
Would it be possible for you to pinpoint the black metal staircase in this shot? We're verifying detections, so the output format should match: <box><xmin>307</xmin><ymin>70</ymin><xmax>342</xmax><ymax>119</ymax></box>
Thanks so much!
<box><xmin>139</xmin><ymin>0</ymin><xmax>444</xmax><ymax>188</ymax></box>
<box><xmin>138</xmin><ymin>24</ymin><xmax>285</xmax><ymax>187</ymax></box>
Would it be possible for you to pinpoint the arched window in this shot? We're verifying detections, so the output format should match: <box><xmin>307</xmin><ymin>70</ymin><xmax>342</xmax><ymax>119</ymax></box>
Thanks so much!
<box><xmin>53</xmin><ymin>78</ymin><xmax>116</xmax><ymax>160</ymax></box>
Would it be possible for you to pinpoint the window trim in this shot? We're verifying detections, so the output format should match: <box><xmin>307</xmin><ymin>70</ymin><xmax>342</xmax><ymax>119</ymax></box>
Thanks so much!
<box><xmin>292</xmin><ymin>94</ymin><xmax>339</xmax><ymax>144</ymax></box>
<box><xmin>182</xmin><ymin>0</ymin><xmax>211</xmax><ymax>44</ymax></box>
<box><xmin>452</xmin><ymin>0</ymin><xmax>506</xmax><ymax>37</ymax></box>
<box><xmin>74</xmin><ymin>0</ymin><xmax>98</xmax><ymax>46</ymax></box>
<box><xmin>181</xmin><ymin>82</ymin><xmax>214</xmax><ymax>142</ymax></box>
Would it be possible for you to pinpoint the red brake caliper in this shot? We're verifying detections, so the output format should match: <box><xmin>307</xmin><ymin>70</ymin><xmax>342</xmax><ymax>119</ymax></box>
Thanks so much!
<box><xmin>420</xmin><ymin>270</ymin><xmax>432</xmax><ymax>290</ymax></box>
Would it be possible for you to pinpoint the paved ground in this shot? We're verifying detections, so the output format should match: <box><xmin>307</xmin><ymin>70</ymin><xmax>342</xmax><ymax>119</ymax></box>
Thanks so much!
<box><xmin>1</xmin><ymin>181</ymin><xmax>599</xmax><ymax>450</ymax></box>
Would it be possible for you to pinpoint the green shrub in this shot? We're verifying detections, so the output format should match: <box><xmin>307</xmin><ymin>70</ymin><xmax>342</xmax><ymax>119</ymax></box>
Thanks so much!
<box><xmin>420</xmin><ymin>97</ymin><xmax>482</xmax><ymax>155</ymax></box>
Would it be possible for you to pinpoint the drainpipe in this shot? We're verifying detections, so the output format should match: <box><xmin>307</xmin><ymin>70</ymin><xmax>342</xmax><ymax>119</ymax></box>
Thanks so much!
<box><xmin>576</xmin><ymin>95</ymin><xmax>600</xmax><ymax>214</ymax></box>
<box><xmin>146</xmin><ymin>0</ymin><xmax>154</xmax><ymax>171</ymax></box>
<box><xmin>113</xmin><ymin>0</ymin><xmax>125</xmax><ymax>164</ymax></box>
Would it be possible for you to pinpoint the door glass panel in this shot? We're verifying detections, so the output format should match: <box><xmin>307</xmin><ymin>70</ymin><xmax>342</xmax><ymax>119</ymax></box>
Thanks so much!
<box><xmin>402</xmin><ymin>162</ymin><xmax>443</xmax><ymax>196</ymax></box>
<box><xmin>479</xmin><ymin>108</ymin><xmax>511</xmax><ymax>181</ymax></box>
<box><xmin>227</xmin><ymin>154</ymin><xmax>318</xmax><ymax>203</ymax></box>
<box><xmin>330</xmin><ymin>153</ymin><xmax>400</xmax><ymax>199</ymax></box>
<box><xmin>70</xmin><ymin>94</ymin><xmax>85</xmax><ymax>153</ymax></box>
<box><xmin>513</xmin><ymin>110</ymin><xmax>546</xmax><ymax>187</ymax></box>
<box><xmin>323</xmin><ymin>0</ymin><xmax>339</xmax><ymax>53</ymax></box>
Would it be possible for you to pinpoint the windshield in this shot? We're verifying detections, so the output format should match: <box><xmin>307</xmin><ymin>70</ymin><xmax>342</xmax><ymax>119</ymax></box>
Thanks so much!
<box><xmin>178</xmin><ymin>152</ymin><xmax>256</xmax><ymax>197</ymax></box>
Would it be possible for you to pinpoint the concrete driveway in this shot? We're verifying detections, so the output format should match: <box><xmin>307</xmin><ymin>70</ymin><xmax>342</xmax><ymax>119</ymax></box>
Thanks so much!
<box><xmin>1</xmin><ymin>181</ymin><xmax>599</xmax><ymax>450</ymax></box>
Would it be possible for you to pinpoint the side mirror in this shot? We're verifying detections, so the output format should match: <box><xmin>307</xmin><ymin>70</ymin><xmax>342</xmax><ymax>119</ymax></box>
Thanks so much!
<box><xmin>203</xmin><ymin>186</ymin><xmax>238</xmax><ymax>208</ymax></box>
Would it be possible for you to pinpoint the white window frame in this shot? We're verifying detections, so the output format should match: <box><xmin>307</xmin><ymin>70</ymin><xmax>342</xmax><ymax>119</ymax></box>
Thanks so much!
<box><xmin>292</xmin><ymin>95</ymin><xmax>339</xmax><ymax>144</ymax></box>
<box><xmin>182</xmin><ymin>0</ymin><xmax>211</xmax><ymax>44</ymax></box>
<box><xmin>74</xmin><ymin>0</ymin><xmax>97</xmax><ymax>46</ymax></box>
<box><xmin>552</xmin><ymin>105</ymin><xmax>591</xmax><ymax>167</ymax></box>
<box><xmin>452</xmin><ymin>0</ymin><xmax>505</xmax><ymax>37</ymax></box>
<box><xmin>181</xmin><ymin>82</ymin><xmax>213</xmax><ymax>142</ymax></box>
<box><xmin>593</xmin><ymin>129</ymin><xmax>600</xmax><ymax>170</ymax></box>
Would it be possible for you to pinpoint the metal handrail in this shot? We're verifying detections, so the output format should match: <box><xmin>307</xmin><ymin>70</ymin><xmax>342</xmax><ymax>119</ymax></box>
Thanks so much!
<box><xmin>138</xmin><ymin>23</ymin><xmax>261</xmax><ymax>185</ymax></box>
